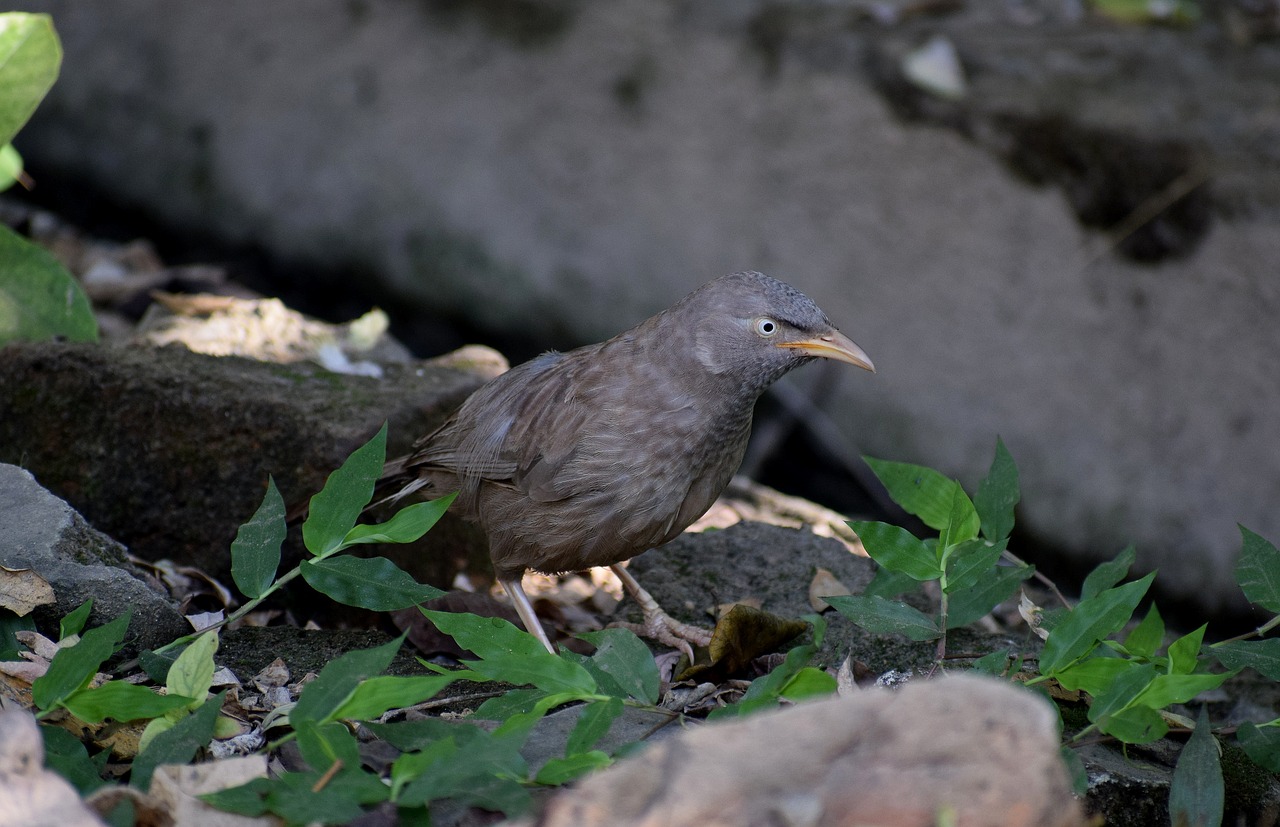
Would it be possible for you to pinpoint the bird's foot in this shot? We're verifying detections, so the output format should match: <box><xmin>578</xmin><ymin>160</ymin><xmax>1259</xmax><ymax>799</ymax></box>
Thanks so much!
<box><xmin>612</xmin><ymin>609</ymin><xmax>713</xmax><ymax>663</ymax></box>
<box><xmin>609</xmin><ymin>563</ymin><xmax>712</xmax><ymax>662</ymax></box>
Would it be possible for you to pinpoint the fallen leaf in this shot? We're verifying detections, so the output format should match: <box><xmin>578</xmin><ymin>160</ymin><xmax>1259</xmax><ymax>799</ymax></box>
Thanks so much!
<box><xmin>808</xmin><ymin>567</ymin><xmax>852</xmax><ymax>612</ymax></box>
<box><xmin>0</xmin><ymin>567</ymin><xmax>55</xmax><ymax>615</ymax></box>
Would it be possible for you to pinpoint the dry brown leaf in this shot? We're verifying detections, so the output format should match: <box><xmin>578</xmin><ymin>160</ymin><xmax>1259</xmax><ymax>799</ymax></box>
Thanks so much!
<box><xmin>0</xmin><ymin>567</ymin><xmax>55</xmax><ymax>615</ymax></box>
<box><xmin>144</xmin><ymin>756</ymin><xmax>274</xmax><ymax>827</ymax></box>
<box><xmin>807</xmin><ymin>567</ymin><xmax>852</xmax><ymax>612</ymax></box>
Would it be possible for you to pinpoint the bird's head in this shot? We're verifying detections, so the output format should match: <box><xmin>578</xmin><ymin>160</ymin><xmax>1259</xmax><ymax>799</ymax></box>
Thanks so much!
<box><xmin>683</xmin><ymin>271</ymin><xmax>874</xmax><ymax>391</ymax></box>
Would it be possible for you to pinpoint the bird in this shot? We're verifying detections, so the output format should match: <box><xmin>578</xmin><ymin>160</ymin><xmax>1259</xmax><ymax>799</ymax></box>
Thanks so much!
<box><xmin>380</xmin><ymin>271</ymin><xmax>874</xmax><ymax>655</ymax></box>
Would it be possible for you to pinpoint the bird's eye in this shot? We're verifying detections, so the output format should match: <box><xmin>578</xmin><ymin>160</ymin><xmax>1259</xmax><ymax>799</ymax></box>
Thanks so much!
<box><xmin>754</xmin><ymin>317</ymin><xmax>779</xmax><ymax>337</ymax></box>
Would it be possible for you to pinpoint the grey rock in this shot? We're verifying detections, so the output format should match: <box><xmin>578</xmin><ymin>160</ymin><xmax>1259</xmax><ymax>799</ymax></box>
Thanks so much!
<box><xmin>0</xmin><ymin>463</ymin><xmax>188</xmax><ymax>654</ymax></box>
<box><xmin>0</xmin><ymin>342</ymin><xmax>497</xmax><ymax>581</ymax></box>
<box><xmin>14</xmin><ymin>0</ymin><xmax>1280</xmax><ymax>609</ymax></box>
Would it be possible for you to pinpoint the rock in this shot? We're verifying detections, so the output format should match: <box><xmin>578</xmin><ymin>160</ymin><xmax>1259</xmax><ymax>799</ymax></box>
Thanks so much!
<box><xmin>0</xmin><ymin>463</ymin><xmax>188</xmax><ymax>654</ymax></box>
<box><xmin>0</xmin><ymin>709</ymin><xmax>106</xmax><ymax>827</ymax></box>
<box><xmin>15</xmin><ymin>1</ymin><xmax>1280</xmax><ymax>610</ymax></box>
<box><xmin>536</xmin><ymin>673</ymin><xmax>1086</xmax><ymax>827</ymax></box>
<box><xmin>0</xmin><ymin>342</ymin><xmax>499</xmax><ymax>581</ymax></box>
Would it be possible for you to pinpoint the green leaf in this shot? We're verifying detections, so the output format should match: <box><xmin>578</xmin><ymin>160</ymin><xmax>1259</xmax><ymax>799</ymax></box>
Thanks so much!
<box><xmin>535</xmin><ymin>750</ymin><xmax>612</xmax><ymax>785</ymax></box>
<box><xmin>230</xmin><ymin>477</ymin><xmax>285</xmax><ymax>599</ymax></box>
<box><xmin>1235</xmin><ymin>526</ymin><xmax>1280</xmax><ymax>613</ymax></box>
<box><xmin>265</xmin><ymin>772</ymin><xmax>374</xmax><ymax>824</ymax></box>
<box><xmin>0</xmin><ymin>610</ymin><xmax>34</xmax><ymax>661</ymax></box>
<box><xmin>577</xmin><ymin>628</ymin><xmax>660</xmax><ymax>704</ymax></box>
<box><xmin>1134</xmin><ymin>672</ymin><xmax>1234</xmax><ymax>711</ymax></box>
<box><xmin>0</xmin><ymin>13</ymin><xmax>61</xmax><ymax>147</ymax></box>
<box><xmin>59</xmin><ymin>599</ymin><xmax>93</xmax><ymax>640</ymax></box>
<box><xmin>301</xmin><ymin>556</ymin><xmax>444</xmax><ymax>610</ymax></box>
<box><xmin>0</xmin><ymin>225</ymin><xmax>98</xmax><ymax>345</ymax></box>
<box><xmin>1123</xmin><ymin>604</ymin><xmax>1164</xmax><ymax>660</ymax></box>
<box><xmin>1100</xmin><ymin>704</ymin><xmax>1168</xmax><ymax>745</ymax></box>
<box><xmin>861</xmin><ymin>457</ymin><xmax>965</xmax><ymax>530</ymax></box>
<box><xmin>303</xmin><ymin>423</ymin><xmax>387</xmax><ymax>556</ymax></box>
<box><xmin>945</xmin><ymin>564</ymin><xmax>1032</xmax><ymax>630</ymax></box>
<box><xmin>0</xmin><ymin>142</ymin><xmax>22</xmax><ymax>191</ymax></box>
<box><xmin>1167</xmin><ymin>624</ymin><xmax>1207</xmax><ymax>675</ymax></box>
<box><xmin>41</xmin><ymin>725</ymin><xmax>107</xmax><ymax>794</ymax></box>
<box><xmin>62</xmin><ymin>682</ymin><xmax>194</xmax><ymax>724</ymax></box>
<box><xmin>32</xmin><ymin>611</ymin><xmax>131</xmax><ymax>712</ymax></box>
<box><xmin>331</xmin><ymin>674</ymin><xmax>458</xmax><ymax>722</ymax></box>
<box><xmin>825</xmin><ymin>595</ymin><xmax>941</xmax><ymax>641</ymax></box>
<box><xmin>710</xmin><ymin>634</ymin><xmax>823</xmax><ymax>719</ymax></box>
<box><xmin>295</xmin><ymin>721</ymin><xmax>362</xmax><ymax>773</ymax></box>
<box><xmin>974</xmin><ymin>437</ymin><xmax>1019</xmax><ymax>542</ymax></box>
<box><xmin>1060</xmin><ymin>746</ymin><xmax>1088</xmax><ymax>797</ymax></box>
<box><xmin>937</xmin><ymin>484</ymin><xmax>980</xmax><ymax>551</ymax></box>
<box><xmin>944</xmin><ymin>538</ymin><xmax>1008</xmax><ymax>594</ymax></box>
<box><xmin>1051</xmin><ymin>655</ymin><xmax>1132</xmax><ymax>695</ymax></box>
<box><xmin>364</xmin><ymin>717</ymin><xmax>487</xmax><ymax>752</ymax></box>
<box><xmin>1169</xmin><ymin>706</ymin><xmax>1223</xmax><ymax>827</ymax></box>
<box><xmin>291</xmin><ymin>633</ymin><xmax>406</xmax><ymax>726</ymax></box>
<box><xmin>394</xmin><ymin>732</ymin><xmax>531</xmax><ymax>813</ymax></box>
<box><xmin>421</xmin><ymin>610</ymin><xmax>597</xmax><ymax>695</ymax></box>
<box><xmin>471</xmin><ymin>687</ymin><xmax>548</xmax><ymax>722</ymax></box>
<box><xmin>131</xmin><ymin>690</ymin><xmax>225</xmax><ymax>790</ymax></box>
<box><xmin>343</xmin><ymin>493</ymin><xmax>457</xmax><ymax>546</ymax></box>
<box><xmin>971</xmin><ymin>648</ymin><xmax>1020</xmax><ymax>677</ymax></box>
<box><xmin>1211</xmin><ymin>639</ymin><xmax>1280</xmax><ymax>681</ymax></box>
<box><xmin>1237</xmin><ymin>722</ymin><xmax>1280</xmax><ymax>773</ymax></box>
<box><xmin>1080</xmin><ymin>546</ymin><xmax>1136</xmax><ymax>601</ymax></box>
<box><xmin>1087</xmin><ymin>662</ymin><xmax>1166</xmax><ymax>743</ymax></box>
<box><xmin>846</xmin><ymin>521</ymin><xmax>940</xmax><ymax>581</ymax></box>
<box><xmin>566</xmin><ymin>696</ymin><xmax>623</xmax><ymax>756</ymax></box>
<box><xmin>863</xmin><ymin>565</ymin><xmax>918</xmax><ymax>599</ymax></box>
<box><xmin>780</xmin><ymin>667</ymin><xmax>837</xmax><ymax>700</ymax></box>
<box><xmin>1039</xmin><ymin>572</ymin><xmax>1155</xmax><ymax>675</ymax></box>
<box><xmin>167</xmin><ymin>631</ymin><xmax>217</xmax><ymax>705</ymax></box>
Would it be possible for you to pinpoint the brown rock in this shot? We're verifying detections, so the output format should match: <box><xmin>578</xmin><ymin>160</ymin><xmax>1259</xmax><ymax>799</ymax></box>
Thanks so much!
<box><xmin>538</xmin><ymin>674</ymin><xmax>1085</xmax><ymax>827</ymax></box>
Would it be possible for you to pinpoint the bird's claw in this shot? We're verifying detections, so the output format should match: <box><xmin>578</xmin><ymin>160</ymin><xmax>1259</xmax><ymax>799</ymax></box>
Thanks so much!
<box><xmin>612</xmin><ymin>610</ymin><xmax>712</xmax><ymax>663</ymax></box>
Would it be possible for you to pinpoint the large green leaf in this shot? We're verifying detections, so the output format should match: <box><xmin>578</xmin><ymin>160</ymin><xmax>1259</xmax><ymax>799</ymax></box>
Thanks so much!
<box><xmin>577</xmin><ymin>628</ymin><xmax>661</xmax><ymax>704</ymax></box>
<box><xmin>0</xmin><ymin>225</ymin><xmax>98</xmax><ymax>345</ymax></box>
<box><xmin>230</xmin><ymin>477</ymin><xmax>285</xmax><ymax>599</ymax></box>
<box><xmin>291</xmin><ymin>633</ymin><xmax>406</xmax><ymax>726</ymax></box>
<box><xmin>330</xmin><ymin>674</ymin><xmax>458</xmax><ymax>722</ymax></box>
<box><xmin>973</xmin><ymin>437</ymin><xmax>1019</xmax><ymax>542</ymax></box>
<box><xmin>1168</xmin><ymin>706</ymin><xmax>1223</xmax><ymax>827</ymax></box>
<box><xmin>1080</xmin><ymin>546</ymin><xmax>1136</xmax><ymax>601</ymax></box>
<box><xmin>32</xmin><ymin>611</ymin><xmax>130</xmax><ymax>712</ymax></box>
<box><xmin>944</xmin><ymin>538</ymin><xmax>1008</xmax><ymax>593</ymax></box>
<box><xmin>861</xmin><ymin>457</ymin><xmax>961</xmax><ymax>531</ymax></box>
<box><xmin>302</xmin><ymin>424</ymin><xmax>387</xmax><ymax>556</ymax></box>
<box><xmin>0</xmin><ymin>13</ymin><xmax>61</xmax><ymax>147</ymax></box>
<box><xmin>343</xmin><ymin>492</ymin><xmax>456</xmax><ymax>545</ymax></box>
<box><xmin>847</xmin><ymin>521</ymin><xmax>940</xmax><ymax>581</ymax></box>
<box><xmin>1212</xmin><ymin>639</ymin><xmax>1280</xmax><ymax>681</ymax></box>
<box><xmin>1122</xmin><ymin>604</ymin><xmax>1164</xmax><ymax>660</ymax></box>
<box><xmin>825</xmin><ymin>595</ymin><xmax>941</xmax><ymax>641</ymax></box>
<box><xmin>1039</xmin><ymin>572</ymin><xmax>1155</xmax><ymax>675</ymax></box>
<box><xmin>62</xmin><ymin>682</ymin><xmax>194</xmax><ymax>724</ymax></box>
<box><xmin>300</xmin><ymin>555</ymin><xmax>443</xmax><ymax>610</ymax></box>
<box><xmin>1235</xmin><ymin>526</ymin><xmax>1280</xmax><ymax>613</ymax></box>
<box><xmin>1237</xmin><ymin>723</ymin><xmax>1280</xmax><ymax>773</ymax></box>
<box><xmin>944</xmin><ymin>563</ymin><xmax>1032</xmax><ymax>629</ymax></box>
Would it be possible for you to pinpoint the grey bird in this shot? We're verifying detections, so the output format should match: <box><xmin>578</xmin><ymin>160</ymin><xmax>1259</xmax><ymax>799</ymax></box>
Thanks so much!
<box><xmin>382</xmin><ymin>271</ymin><xmax>874</xmax><ymax>654</ymax></box>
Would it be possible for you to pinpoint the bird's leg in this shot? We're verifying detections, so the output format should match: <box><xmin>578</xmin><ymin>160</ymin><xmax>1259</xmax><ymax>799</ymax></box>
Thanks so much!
<box><xmin>499</xmin><ymin>576</ymin><xmax>557</xmax><ymax>655</ymax></box>
<box><xmin>610</xmin><ymin>564</ymin><xmax>713</xmax><ymax>660</ymax></box>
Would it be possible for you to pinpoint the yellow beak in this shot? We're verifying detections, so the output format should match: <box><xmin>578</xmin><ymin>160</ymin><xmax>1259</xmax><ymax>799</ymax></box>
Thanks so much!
<box><xmin>776</xmin><ymin>329</ymin><xmax>875</xmax><ymax>372</ymax></box>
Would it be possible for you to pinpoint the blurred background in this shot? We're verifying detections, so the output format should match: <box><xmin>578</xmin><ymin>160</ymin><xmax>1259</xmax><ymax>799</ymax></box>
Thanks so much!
<box><xmin>8</xmin><ymin>0</ymin><xmax>1280</xmax><ymax>621</ymax></box>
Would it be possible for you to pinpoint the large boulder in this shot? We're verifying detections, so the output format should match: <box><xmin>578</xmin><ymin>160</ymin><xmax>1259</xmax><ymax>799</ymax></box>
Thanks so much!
<box><xmin>13</xmin><ymin>1</ymin><xmax>1280</xmax><ymax>609</ymax></box>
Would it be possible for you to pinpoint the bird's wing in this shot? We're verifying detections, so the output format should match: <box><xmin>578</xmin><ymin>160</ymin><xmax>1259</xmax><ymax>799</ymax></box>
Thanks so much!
<box><xmin>407</xmin><ymin>350</ymin><xmax>598</xmax><ymax>502</ymax></box>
